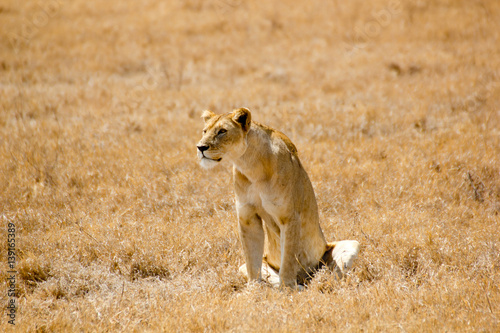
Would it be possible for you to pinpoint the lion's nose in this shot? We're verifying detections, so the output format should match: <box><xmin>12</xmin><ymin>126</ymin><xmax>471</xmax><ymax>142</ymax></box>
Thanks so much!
<box><xmin>197</xmin><ymin>145</ymin><xmax>209</xmax><ymax>152</ymax></box>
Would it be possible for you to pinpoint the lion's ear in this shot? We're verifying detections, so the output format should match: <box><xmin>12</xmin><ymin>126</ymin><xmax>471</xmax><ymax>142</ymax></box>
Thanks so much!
<box><xmin>201</xmin><ymin>110</ymin><xmax>216</xmax><ymax>123</ymax></box>
<box><xmin>232</xmin><ymin>108</ymin><xmax>251</xmax><ymax>132</ymax></box>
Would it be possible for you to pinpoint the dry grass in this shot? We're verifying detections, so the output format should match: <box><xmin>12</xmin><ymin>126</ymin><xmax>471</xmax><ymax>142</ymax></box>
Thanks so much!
<box><xmin>1</xmin><ymin>0</ymin><xmax>500</xmax><ymax>331</ymax></box>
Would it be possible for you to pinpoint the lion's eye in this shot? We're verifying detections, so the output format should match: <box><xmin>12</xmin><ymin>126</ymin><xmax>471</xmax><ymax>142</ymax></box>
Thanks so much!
<box><xmin>217</xmin><ymin>128</ymin><xmax>227</xmax><ymax>135</ymax></box>
<box><xmin>203</xmin><ymin>129</ymin><xmax>207</xmax><ymax>134</ymax></box>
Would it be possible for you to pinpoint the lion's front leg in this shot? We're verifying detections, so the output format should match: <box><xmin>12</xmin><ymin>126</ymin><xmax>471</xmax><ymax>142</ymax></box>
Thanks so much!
<box><xmin>239</xmin><ymin>261</ymin><xmax>280</xmax><ymax>288</ymax></box>
<box><xmin>279</xmin><ymin>216</ymin><xmax>301</xmax><ymax>289</ymax></box>
<box><xmin>237</xmin><ymin>204</ymin><xmax>265</xmax><ymax>282</ymax></box>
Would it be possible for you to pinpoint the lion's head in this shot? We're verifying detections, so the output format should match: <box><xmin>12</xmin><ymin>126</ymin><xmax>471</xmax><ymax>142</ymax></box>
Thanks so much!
<box><xmin>196</xmin><ymin>108</ymin><xmax>252</xmax><ymax>169</ymax></box>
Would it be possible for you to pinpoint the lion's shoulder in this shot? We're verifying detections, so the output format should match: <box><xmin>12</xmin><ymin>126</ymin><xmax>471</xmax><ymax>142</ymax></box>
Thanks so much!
<box><xmin>254</xmin><ymin>122</ymin><xmax>298</xmax><ymax>156</ymax></box>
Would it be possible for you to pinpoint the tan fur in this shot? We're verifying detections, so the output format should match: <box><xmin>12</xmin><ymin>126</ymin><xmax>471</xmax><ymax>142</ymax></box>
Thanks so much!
<box><xmin>197</xmin><ymin>108</ymin><xmax>359</xmax><ymax>289</ymax></box>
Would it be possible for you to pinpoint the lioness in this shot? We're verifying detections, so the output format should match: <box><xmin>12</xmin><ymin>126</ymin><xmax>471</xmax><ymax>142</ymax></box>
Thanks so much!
<box><xmin>197</xmin><ymin>108</ymin><xmax>359</xmax><ymax>289</ymax></box>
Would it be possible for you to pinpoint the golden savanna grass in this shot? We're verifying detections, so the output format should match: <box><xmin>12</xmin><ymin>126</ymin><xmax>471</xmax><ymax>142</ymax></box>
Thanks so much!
<box><xmin>1</xmin><ymin>0</ymin><xmax>499</xmax><ymax>331</ymax></box>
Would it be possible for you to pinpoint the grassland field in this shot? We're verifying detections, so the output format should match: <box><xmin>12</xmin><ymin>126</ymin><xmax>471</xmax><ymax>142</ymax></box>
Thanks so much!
<box><xmin>1</xmin><ymin>0</ymin><xmax>499</xmax><ymax>331</ymax></box>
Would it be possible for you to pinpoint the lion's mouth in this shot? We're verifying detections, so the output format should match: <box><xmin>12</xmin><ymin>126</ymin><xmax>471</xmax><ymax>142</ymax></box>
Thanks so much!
<box><xmin>205</xmin><ymin>157</ymin><xmax>222</xmax><ymax>162</ymax></box>
<box><xmin>201</xmin><ymin>154</ymin><xmax>222</xmax><ymax>162</ymax></box>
